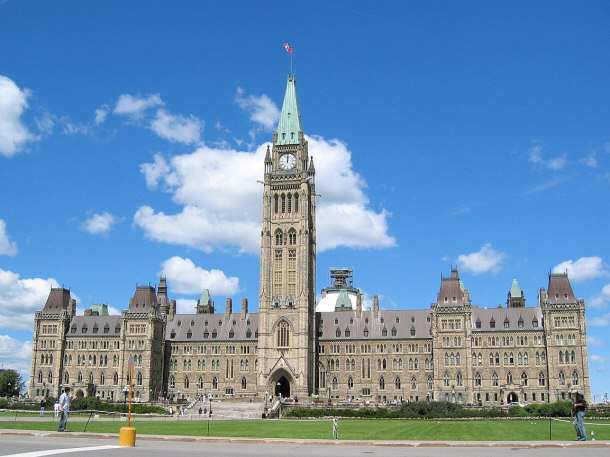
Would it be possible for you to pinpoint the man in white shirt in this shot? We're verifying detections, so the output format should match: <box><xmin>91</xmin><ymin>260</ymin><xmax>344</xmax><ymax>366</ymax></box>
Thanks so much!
<box><xmin>57</xmin><ymin>387</ymin><xmax>72</xmax><ymax>432</ymax></box>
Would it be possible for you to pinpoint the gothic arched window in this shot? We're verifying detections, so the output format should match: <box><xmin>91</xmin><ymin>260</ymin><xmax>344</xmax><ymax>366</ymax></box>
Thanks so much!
<box><xmin>277</xmin><ymin>321</ymin><xmax>290</xmax><ymax>348</ymax></box>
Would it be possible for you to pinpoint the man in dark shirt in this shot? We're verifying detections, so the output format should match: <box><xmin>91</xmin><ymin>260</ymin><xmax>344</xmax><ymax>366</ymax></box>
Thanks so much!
<box><xmin>571</xmin><ymin>389</ymin><xmax>587</xmax><ymax>441</ymax></box>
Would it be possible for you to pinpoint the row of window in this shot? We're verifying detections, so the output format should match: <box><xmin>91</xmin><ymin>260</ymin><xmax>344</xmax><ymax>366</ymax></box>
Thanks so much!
<box><xmin>273</xmin><ymin>193</ymin><xmax>299</xmax><ymax>214</ymax></box>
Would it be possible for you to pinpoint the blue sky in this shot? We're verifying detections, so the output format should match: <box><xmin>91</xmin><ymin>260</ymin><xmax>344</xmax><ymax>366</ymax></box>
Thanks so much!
<box><xmin>1</xmin><ymin>1</ymin><xmax>609</xmax><ymax>399</ymax></box>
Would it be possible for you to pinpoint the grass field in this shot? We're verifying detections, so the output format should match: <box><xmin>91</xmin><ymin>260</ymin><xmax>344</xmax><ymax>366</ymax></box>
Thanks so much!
<box><xmin>1</xmin><ymin>418</ymin><xmax>609</xmax><ymax>441</ymax></box>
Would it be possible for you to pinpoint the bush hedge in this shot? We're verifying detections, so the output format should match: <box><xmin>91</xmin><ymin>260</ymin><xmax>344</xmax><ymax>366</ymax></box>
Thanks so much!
<box><xmin>284</xmin><ymin>400</ymin><xmax>609</xmax><ymax>419</ymax></box>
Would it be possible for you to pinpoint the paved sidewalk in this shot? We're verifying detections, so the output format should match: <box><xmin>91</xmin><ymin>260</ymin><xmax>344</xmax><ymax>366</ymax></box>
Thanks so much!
<box><xmin>1</xmin><ymin>428</ymin><xmax>608</xmax><ymax>448</ymax></box>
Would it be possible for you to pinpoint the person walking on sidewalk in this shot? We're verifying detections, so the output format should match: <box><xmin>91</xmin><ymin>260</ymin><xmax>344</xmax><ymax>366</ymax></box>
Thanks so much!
<box><xmin>40</xmin><ymin>398</ymin><xmax>46</xmax><ymax>417</ymax></box>
<box><xmin>57</xmin><ymin>387</ymin><xmax>72</xmax><ymax>432</ymax></box>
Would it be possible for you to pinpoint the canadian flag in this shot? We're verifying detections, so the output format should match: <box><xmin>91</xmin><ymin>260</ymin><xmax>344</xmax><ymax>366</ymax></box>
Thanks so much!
<box><xmin>284</xmin><ymin>43</ymin><xmax>292</xmax><ymax>53</ymax></box>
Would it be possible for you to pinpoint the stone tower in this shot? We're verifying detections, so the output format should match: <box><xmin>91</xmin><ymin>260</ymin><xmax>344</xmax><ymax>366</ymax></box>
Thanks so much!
<box><xmin>258</xmin><ymin>74</ymin><xmax>316</xmax><ymax>397</ymax></box>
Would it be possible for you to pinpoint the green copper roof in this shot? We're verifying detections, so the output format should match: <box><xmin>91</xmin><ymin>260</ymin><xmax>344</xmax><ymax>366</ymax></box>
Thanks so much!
<box><xmin>91</xmin><ymin>303</ymin><xmax>109</xmax><ymax>316</ymax></box>
<box><xmin>510</xmin><ymin>279</ymin><xmax>522</xmax><ymax>298</ymax></box>
<box><xmin>335</xmin><ymin>289</ymin><xmax>352</xmax><ymax>310</ymax></box>
<box><xmin>198</xmin><ymin>289</ymin><xmax>211</xmax><ymax>305</ymax></box>
<box><xmin>275</xmin><ymin>74</ymin><xmax>302</xmax><ymax>145</ymax></box>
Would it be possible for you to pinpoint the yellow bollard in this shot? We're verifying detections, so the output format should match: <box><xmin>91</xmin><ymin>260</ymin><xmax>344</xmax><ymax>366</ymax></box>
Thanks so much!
<box><xmin>119</xmin><ymin>426</ymin><xmax>136</xmax><ymax>447</ymax></box>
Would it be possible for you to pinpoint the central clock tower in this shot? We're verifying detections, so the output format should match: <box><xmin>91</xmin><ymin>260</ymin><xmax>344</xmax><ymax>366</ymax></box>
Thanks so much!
<box><xmin>258</xmin><ymin>74</ymin><xmax>316</xmax><ymax>397</ymax></box>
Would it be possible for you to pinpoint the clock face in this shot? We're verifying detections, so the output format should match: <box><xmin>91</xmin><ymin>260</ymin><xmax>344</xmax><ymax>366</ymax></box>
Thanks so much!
<box><xmin>279</xmin><ymin>153</ymin><xmax>297</xmax><ymax>170</ymax></box>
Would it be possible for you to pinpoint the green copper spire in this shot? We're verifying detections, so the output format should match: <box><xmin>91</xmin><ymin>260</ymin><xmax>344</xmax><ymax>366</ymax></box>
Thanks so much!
<box><xmin>275</xmin><ymin>74</ymin><xmax>302</xmax><ymax>145</ymax></box>
<box><xmin>335</xmin><ymin>288</ymin><xmax>352</xmax><ymax>310</ymax></box>
<box><xmin>509</xmin><ymin>279</ymin><xmax>522</xmax><ymax>298</ymax></box>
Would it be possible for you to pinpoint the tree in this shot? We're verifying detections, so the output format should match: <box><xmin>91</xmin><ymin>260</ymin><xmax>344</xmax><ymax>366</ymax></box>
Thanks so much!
<box><xmin>0</xmin><ymin>369</ymin><xmax>25</xmax><ymax>397</ymax></box>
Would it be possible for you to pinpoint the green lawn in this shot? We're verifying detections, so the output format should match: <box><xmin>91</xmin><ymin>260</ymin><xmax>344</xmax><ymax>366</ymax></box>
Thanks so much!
<box><xmin>1</xmin><ymin>418</ymin><xmax>609</xmax><ymax>441</ymax></box>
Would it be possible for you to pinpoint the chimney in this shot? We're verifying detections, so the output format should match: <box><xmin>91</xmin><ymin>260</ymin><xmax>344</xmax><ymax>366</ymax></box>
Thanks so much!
<box><xmin>374</xmin><ymin>295</ymin><xmax>379</xmax><ymax>318</ymax></box>
<box><xmin>68</xmin><ymin>298</ymin><xmax>76</xmax><ymax>317</ymax></box>
<box><xmin>169</xmin><ymin>299</ymin><xmax>176</xmax><ymax>321</ymax></box>
<box><xmin>241</xmin><ymin>298</ymin><xmax>248</xmax><ymax>319</ymax></box>
<box><xmin>226</xmin><ymin>298</ymin><xmax>233</xmax><ymax>316</ymax></box>
<box><xmin>356</xmin><ymin>292</ymin><xmax>362</xmax><ymax>318</ymax></box>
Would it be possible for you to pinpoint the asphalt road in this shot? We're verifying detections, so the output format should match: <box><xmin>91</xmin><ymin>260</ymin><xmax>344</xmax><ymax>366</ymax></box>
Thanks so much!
<box><xmin>1</xmin><ymin>434</ymin><xmax>609</xmax><ymax>457</ymax></box>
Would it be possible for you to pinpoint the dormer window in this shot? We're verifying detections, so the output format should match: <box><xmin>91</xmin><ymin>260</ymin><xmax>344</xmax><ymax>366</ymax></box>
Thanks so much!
<box><xmin>229</xmin><ymin>330</ymin><xmax>234</xmax><ymax>338</ymax></box>
<box><xmin>363</xmin><ymin>328</ymin><xmax>369</xmax><ymax>337</ymax></box>
<box><xmin>504</xmin><ymin>319</ymin><xmax>510</xmax><ymax>328</ymax></box>
<box><xmin>490</xmin><ymin>320</ymin><xmax>496</xmax><ymax>329</ymax></box>
<box><xmin>336</xmin><ymin>329</ymin><xmax>341</xmax><ymax>337</ymax></box>
<box><xmin>532</xmin><ymin>319</ymin><xmax>539</xmax><ymax>328</ymax></box>
<box><xmin>335</xmin><ymin>318</ymin><xmax>338</xmax><ymax>324</ymax></box>
<box><xmin>518</xmin><ymin>319</ymin><xmax>524</xmax><ymax>328</ymax></box>
<box><xmin>382</xmin><ymin>328</ymin><xmax>387</xmax><ymax>336</ymax></box>
<box><xmin>410</xmin><ymin>328</ymin><xmax>416</xmax><ymax>336</ymax></box>
<box><xmin>212</xmin><ymin>330</ymin><xmax>217</xmax><ymax>338</ymax></box>
<box><xmin>187</xmin><ymin>330</ymin><xmax>192</xmax><ymax>339</ymax></box>
<box><xmin>203</xmin><ymin>330</ymin><xmax>209</xmax><ymax>338</ymax></box>
<box><xmin>170</xmin><ymin>330</ymin><xmax>176</xmax><ymax>338</ymax></box>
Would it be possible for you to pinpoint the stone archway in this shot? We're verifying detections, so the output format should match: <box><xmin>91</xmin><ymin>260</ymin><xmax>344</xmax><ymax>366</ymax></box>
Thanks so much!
<box><xmin>507</xmin><ymin>392</ymin><xmax>519</xmax><ymax>403</ymax></box>
<box><xmin>274</xmin><ymin>375</ymin><xmax>291</xmax><ymax>398</ymax></box>
<box><xmin>75</xmin><ymin>389</ymin><xmax>85</xmax><ymax>398</ymax></box>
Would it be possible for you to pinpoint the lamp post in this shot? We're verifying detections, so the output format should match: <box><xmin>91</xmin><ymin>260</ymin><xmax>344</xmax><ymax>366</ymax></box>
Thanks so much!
<box><xmin>7</xmin><ymin>382</ymin><xmax>11</xmax><ymax>398</ymax></box>
<box><xmin>207</xmin><ymin>393</ymin><xmax>212</xmax><ymax>436</ymax></box>
<box><xmin>122</xmin><ymin>387</ymin><xmax>129</xmax><ymax>415</ymax></box>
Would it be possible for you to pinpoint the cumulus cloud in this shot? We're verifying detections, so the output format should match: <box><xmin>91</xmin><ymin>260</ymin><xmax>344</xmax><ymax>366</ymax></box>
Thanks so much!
<box><xmin>0</xmin><ymin>268</ymin><xmax>59</xmax><ymax>331</ymax></box>
<box><xmin>0</xmin><ymin>75</ymin><xmax>36</xmax><ymax>157</ymax></box>
<box><xmin>0</xmin><ymin>335</ymin><xmax>33</xmax><ymax>380</ymax></box>
<box><xmin>0</xmin><ymin>219</ymin><xmax>18</xmax><ymax>256</ymax></box>
<box><xmin>590</xmin><ymin>354</ymin><xmax>609</xmax><ymax>363</ymax></box>
<box><xmin>113</xmin><ymin>93</ymin><xmax>163</xmax><ymax>121</ymax></box>
<box><xmin>95</xmin><ymin>105</ymin><xmax>109</xmax><ymax>125</ymax></box>
<box><xmin>135</xmin><ymin>136</ymin><xmax>395</xmax><ymax>254</ymax></box>
<box><xmin>552</xmin><ymin>256</ymin><xmax>608</xmax><ymax>282</ymax></box>
<box><xmin>235</xmin><ymin>88</ymin><xmax>280</xmax><ymax>130</ymax></box>
<box><xmin>528</xmin><ymin>144</ymin><xmax>567</xmax><ymax>170</ymax></box>
<box><xmin>149</xmin><ymin>109</ymin><xmax>203</xmax><ymax>145</ymax></box>
<box><xmin>80</xmin><ymin>212</ymin><xmax>122</xmax><ymax>236</ymax></box>
<box><xmin>159</xmin><ymin>256</ymin><xmax>239</xmax><ymax>296</ymax></box>
<box><xmin>590</xmin><ymin>284</ymin><xmax>610</xmax><ymax>309</ymax></box>
<box><xmin>140</xmin><ymin>153</ymin><xmax>171</xmax><ymax>189</ymax></box>
<box><xmin>587</xmin><ymin>335</ymin><xmax>605</xmax><ymax>347</ymax></box>
<box><xmin>456</xmin><ymin>244</ymin><xmax>506</xmax><ymax>275</ymax></box>
<box><xmin>588</xmin><ymin>313</ymin><xmax>610</xmax><ymax>327</ymax></box>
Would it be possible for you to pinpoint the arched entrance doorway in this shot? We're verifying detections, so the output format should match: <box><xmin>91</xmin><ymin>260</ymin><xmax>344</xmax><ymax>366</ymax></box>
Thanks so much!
<box><xmin>507</xmin><ymin>392</ymin><xmax>519</xmax><ymax>403</ymax></box>
<box><xmin>274</xmin><ymin>376</ymin><xmax>291</xmax><ymax>398</ymax></box>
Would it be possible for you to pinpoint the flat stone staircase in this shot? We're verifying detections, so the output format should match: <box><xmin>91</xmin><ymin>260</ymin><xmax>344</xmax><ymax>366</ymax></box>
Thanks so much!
<box><xmin>182</xmin><ymin>398</ymin><xmax>265</xmax><ymax>420</ymax></box>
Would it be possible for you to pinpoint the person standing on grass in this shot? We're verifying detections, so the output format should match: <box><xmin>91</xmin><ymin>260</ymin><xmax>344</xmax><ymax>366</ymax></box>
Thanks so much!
<box><xmin>57</xmin><ymin>387</ymin><xmax>72</xmax><ymax>432</ymax></box>
<box><xmin>571</xmin><ymin>389</ymin><xmax>587</xmax><ymax>441</ymax></box>
<box><xmin>40</xmin><ymin>398</ymin><xmax>46</xmax><ymax>417</ymax></box>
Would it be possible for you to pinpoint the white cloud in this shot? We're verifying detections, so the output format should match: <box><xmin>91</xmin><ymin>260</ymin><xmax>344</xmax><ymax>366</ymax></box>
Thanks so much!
<box><xmin>0</xmin><ymin>75</ymin><xmax>36</xmax><ymax>158</ymax></box>
<box><xmin>80</xmin><ymin>212</ymin><xmax>122</xmax><ymax>236</ymax></box>
<box><xmin>456</xmin><ymin>244</ymin><xmax>506</xmax><ymax>275</ymax></box>
<box><xmin>588</xmin><ymin>313</ymin><xmax>610</xmax><ymax>327</ymax></box>
<box><xmin>63</xmin><ymin>122</ymin><xmax>90</xmax><ymax>136</ymax></box>
<box><xmin>528</xmin><ymin>144</ymin><xmax>567</xmax><ymax>170</ymax></box>
<box><xmin>135</xmin><ymin>136</ymin><xmax>395</xmax><ymax>254</ymax></box>
<box><xmin>140</xmin><ymin>153</ymin><xmax>171</xmax><ymax>190</ymax></box>
<box><xmin>580</xmin><ymin>152</ymin><xmax>597</xmax><ymax>168</ymax></box>
<box><xmin>587</xmin><ymin>335</ymin><xmax>605</xmax><ymax>347</ymax></box>
<box><xmin>35</xmin><ymin>111</ymin><xmax>56</xmax><ymax>135</ymax></box>
<box><xmin>0</xmin><ymin>268</ymin><xmax>59</xmax><ymax>331</ymax></box>
<box><xmin>590</xmin><ymin>284</ymin><xmax>610</xmax><ymax>309</ymax></box>
<box><xmin>0</xmin><ymin>219</ymin><xmax>18</xmax><ymax>256</ymax></box>
<box><xmin>149</xmin><ymin>109</ymin><xmax>203</xmax><ymax>145</ymax></box>
<box><xmin>235</xmin><ymin>88</ymin><xmax>280</xmax><ymax>130</ymax></box>
<box><xmin>552</xmin><ymin>256</ymin><xmax>608</xmax><ymax>282</ymax></box>
<box><xmin>590</xmin><ymin>354</ymin><xmax>609</xmax><ymax>363</ymax></box>
<box><xmin>0</xmin><ymin>334</ymin><xmax>33</xmax><ymax>381</ymax></box>
<box><xmin>95</xmin><ymin>105</ymin><xmax>109</xmax><ymax>125</ymax></box>
<box><xmin>159</xmin><ymin>256</ymin><xmax>239</xmax><ymax>296</ymax></box>
<box><xmin>175</xmin><ymin>298</ymin><xmax>198</xmax><ymax>314</ymax></box>
<box><xmin>113</xmin><ymin>93</ymin><xmax>163</xmax><ymax>121</ymax></box>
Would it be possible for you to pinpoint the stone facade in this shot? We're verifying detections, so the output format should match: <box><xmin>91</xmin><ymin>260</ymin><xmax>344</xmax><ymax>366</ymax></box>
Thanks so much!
<box><xmin>28</xmin><ymin>75</ymin><xmax>590</xmax><ymax>405</ymax></box>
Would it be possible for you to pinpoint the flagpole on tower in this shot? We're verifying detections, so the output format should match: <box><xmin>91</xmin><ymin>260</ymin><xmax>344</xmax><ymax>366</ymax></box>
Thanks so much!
<box><xmin>284</xmin><ymin>42</ymin><xmax>293</xmax><ymax>75</ymax></box>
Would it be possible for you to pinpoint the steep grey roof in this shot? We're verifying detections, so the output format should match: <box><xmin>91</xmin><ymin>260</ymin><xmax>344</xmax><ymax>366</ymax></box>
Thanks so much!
<box><xmin>166</xmin><ymin>313</ymin><xmax>259</xmax><ymax>342</ymax></box>
<box><xmin>317</xmin><ymin>309</ymin><xmax>432</xmax><ymax>340</ymax></box>
<box><xmin>42</xmin><ymin>287</ymin><xmax>71</xmax><ymax>313</ymax></box>
<box><xmin>547</xmin><ymin>273</ymin><xmax>577</xmax><ymax>304</ymax></box>
<box><xmin>471</xmin><ymin>307</ymin><xmax>543</xmax><ymax>332</ymax></box>
<box><xmin>67</xmin><ymin>315</ymin><xmax>122</xmax><ymax>337</ymax></box>
<box><xmin>128</xmin><ymin>286</ymin><xmax>158</xmax><ymax>312</ymax></box>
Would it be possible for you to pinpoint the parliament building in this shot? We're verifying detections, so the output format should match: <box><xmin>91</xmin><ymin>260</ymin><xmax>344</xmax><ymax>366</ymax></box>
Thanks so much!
<box><xmin>28</xmin><ymin>75</ymin><xmax>590</xmax><ymax>406</ymax></box>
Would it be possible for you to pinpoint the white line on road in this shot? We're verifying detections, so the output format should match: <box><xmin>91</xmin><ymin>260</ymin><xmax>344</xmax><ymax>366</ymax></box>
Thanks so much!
<box><xmin>3</xmin><ymin>445</ymin><xmax>121</xmax><ymax>457</ymax></box>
